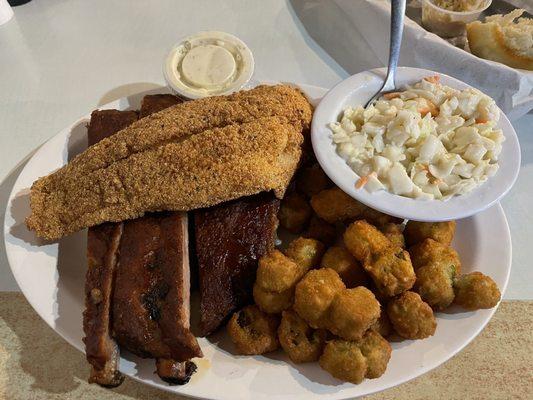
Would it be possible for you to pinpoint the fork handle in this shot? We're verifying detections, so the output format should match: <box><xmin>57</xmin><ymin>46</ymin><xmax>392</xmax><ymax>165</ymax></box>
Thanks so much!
<box><xmin>383</xmin><ymin>0</ymin><xmax>406</xmax><ymax>92</ymax></box>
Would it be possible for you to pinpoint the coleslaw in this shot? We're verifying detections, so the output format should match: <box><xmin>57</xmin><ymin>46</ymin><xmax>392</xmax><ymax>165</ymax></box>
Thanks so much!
<box><xmin>329</xmin><ymin>76</ymin><xmax>504</xmax><ymax>200</ymax></box>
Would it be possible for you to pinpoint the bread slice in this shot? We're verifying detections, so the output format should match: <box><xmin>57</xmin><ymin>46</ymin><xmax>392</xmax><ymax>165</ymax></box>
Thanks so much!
<box><xmin>467</xmin><ymin>9</ymin><xmax>533</xmax><ymax>71</ymax></box>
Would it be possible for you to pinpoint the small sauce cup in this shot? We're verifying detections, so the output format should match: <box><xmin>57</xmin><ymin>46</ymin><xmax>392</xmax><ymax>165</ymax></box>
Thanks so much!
<box><xmin>163</xmin><ymin>31</ymin><xmax>254</xmax><ymax>99</ymax></box>
<box><xmin>421</xmin><ymin>0</ymin><xmax>492</xmax><ymax>38</ymax></box>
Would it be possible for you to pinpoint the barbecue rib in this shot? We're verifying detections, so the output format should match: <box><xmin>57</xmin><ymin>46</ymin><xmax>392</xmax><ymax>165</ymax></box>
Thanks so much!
<box><xmin>83</xmin><ymin>109</ymin><xmax>140</xmax><ymax>387</ymax></box>
<box><xmin>139</xmin><ymin>94</ymin><xmax>182</xmax><ymax>118</ymax></box>
<box><xmin>112</xmin><ymin>213</ymin><xmax>202</xmax><ymax>361</ymax></box>
<box><xmin>83</xmin><ymin>222</ymin><xmax>124</xmax><ymax>387</ymax></box>
<box><xmin>194</xmin><ymin>193</ymin><xmax>280</xmax><ymax>336</ymax></box>
<box><xmin>140</xmin><ymin>93</ymin><xmax>200</xmax><ymax>384</ymax></box>
<box><xmin>26</xmin><ymin>85</ymin><xmax>312</xmax><ymax>240</ymax></box>
<box><xmin>87</xmin><ymin>110</ymin><xmax>138</xmax><ymax>147</ymax></box>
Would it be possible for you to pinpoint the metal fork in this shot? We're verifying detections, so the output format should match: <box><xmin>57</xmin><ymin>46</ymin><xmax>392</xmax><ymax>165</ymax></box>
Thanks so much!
<box><xmin>365</xmin><ymin>0</ymin><xmax>407</xmax><ymax>108</ymax></box>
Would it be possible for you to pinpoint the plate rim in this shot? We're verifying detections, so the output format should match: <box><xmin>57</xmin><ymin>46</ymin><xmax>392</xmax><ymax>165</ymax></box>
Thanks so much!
<box><xmin>3</xmin><ymin>82</ymin><xmax>512</xmax><ymax>400</ymax></box>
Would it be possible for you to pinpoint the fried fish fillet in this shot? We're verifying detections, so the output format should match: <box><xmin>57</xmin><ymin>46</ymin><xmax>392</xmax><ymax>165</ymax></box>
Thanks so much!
<box><xmin>27</xmin><ymin>118</ymin><xmax>306</xmax><ymax>240</ymax></box>
<box><xmin>27</xmin><ymin>85</ymin><xmax>311</xmax><ymax>240</ymax></box>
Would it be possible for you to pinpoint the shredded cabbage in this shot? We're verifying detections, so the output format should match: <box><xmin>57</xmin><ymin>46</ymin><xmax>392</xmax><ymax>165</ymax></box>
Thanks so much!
<box><xmin>329</xmin><ymin>77</ymin><xmax>504</xmax><ymax>200</ymax></box>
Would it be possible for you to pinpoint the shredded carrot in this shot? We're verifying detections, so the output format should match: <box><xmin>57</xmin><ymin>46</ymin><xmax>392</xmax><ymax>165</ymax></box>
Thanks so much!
<box><xmin>355</xmin><ymin>176</ymin><xmax>368</xmax><ymax>189</ymax></box>
<box><xmin>424</xmin><ymin>75</ymin><xmax>440</xmax><ymax>84</ymax></box>
<box><xmin>383</xmin><ymin>92</ymin><xmax>401</xmax><ymax>100</ymax></box>
<box><xmin>355</xmin><ymin>172</ymin><xmax>377</xmax><ymax>189</ymax></box>
<box><xmin>475</xmin><ymin>118</ymin><xmax>488</xmax><ymax>124</ymax></box>
<box><xmin>418</xmin><ymin>99</ymin><xmax>439</xmax><ymax>117</ymax></box>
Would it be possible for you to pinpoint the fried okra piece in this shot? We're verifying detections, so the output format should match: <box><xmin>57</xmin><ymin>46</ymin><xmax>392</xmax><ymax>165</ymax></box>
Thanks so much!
<box><xmin>253</xmin><ymin>284</ymin><xmax>293</xmax><ymax>314</ymax></box>
<box><xmin>319</xmin><ymin>339</ymin><xmax>368</xmax><ymax>384</ymax></box>
<box><xmin>343</xmin><ymin>220</ymin><xmax>391</xmax><ymax>262</ymax></box>
<box><xmin>454</xmin><ymin>272</ymin><xmax>501</xmax><ymax>310</ymax></box>
<box><xmin>296</xmin><ymin>164</ymin><xmax>331</xmax><ymax>198</ymax></box>
<box><xmin>320</xmin><ymin>246</ymin><xmax>368</xmax><ymax>288</ymax></box>
<box><xmin>326</xmin><ymin>287</ymin><xmax>381</xmax><ymax>341</ymax></box>
<box><xmin>415</xmin><ymin>262</ymin><xmax>457</xmax><ymax>310</ymax></box>
<box><xmin>370</xmin><ymin>310</ymin><xmax>392</xmax><ymax>338</ymax></box>
<box><xmin>227</xmin><ymin>305</ymin><xmax>280</xmax><ymax>355</ymax></box>
<box><xmin>409</xmin><ymin>238</ymin><xmax>461</xmax><ymax>273</ymax></box>
<box><xmin>256</xmin><ymin>250</ymin><xmax>303</xmax><ymax>293</ymax></box>
<box><xmin>278</xmin><ymin>192</ymin><xmax>312</xmax><ymax>234</ymax></box>
<box><xmin>285</xmin><ymin>237</ymin><xmax>325</xmax><ymax>272</ymax></box>
<box><xmin>380</xmin><ymin>223</ymin><xmax>405</xmax><ymax>248</ymax></box>
<box><xmin>294</xmin><ymin>268</ymin><xmax>346</xmax><ymax>329</ymax></box>
<box><xmin>310</xmin><ymin>188</ymin><xmax>366</xmax><ymax>224</ymax></box>
<box><xmin>363</xmin><ymin>248</ymin><xmax>416</xmax><ymax>297</ymax></box>
<box><xmin>304</xmin><ymin>215</ymin><xmax>337</xmax><ymax>246</ymax></box>
<box><xmin>404</xmin><ymin>221</ymin><xmax>456</xmax><ymax>247</ymax></box>
<box><xmin>358</xmin><ymin>330</ymin><xmax>392</xmax><ymax>379</ymax></box>
<box><xmin>387</xmin><ymin>291</ymin><xmax>436</xmax><ymax>339</ymax></box>
<box><xmin>278</xmin><ymin>310</ymin><xmax>327</xmax><ymax>363</ymax></box>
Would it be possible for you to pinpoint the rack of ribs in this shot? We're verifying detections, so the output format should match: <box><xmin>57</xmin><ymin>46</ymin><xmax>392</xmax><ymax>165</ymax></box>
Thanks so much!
<box><xmin>194</xmin><ymin>193</ymin><xmax>280</xmax><ymax>336</ymax></box>
<box><xmin>83</xmin><ymin>95</ymin><xmax>201</xmax><ymax>387</ymax></box>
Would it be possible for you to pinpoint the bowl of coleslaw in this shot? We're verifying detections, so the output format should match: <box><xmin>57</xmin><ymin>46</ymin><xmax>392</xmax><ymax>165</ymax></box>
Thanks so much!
<box><xmin>311</xmin><ymin>67</ymin><xmax>520</xmax><ymax>221</ymax></box>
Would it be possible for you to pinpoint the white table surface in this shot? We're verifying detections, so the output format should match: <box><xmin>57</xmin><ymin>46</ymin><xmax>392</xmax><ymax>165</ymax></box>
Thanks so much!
<box><xmin>0</xmin><ymin>0</ymin><xmax>531</xmax><ymax>299</ymax></box>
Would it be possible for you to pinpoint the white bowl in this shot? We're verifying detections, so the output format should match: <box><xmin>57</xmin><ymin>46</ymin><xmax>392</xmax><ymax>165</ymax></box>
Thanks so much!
<box><xmin>311</xmin><ymin>67</ymin><xmax>521</xmax><ymax>222</ymax></box>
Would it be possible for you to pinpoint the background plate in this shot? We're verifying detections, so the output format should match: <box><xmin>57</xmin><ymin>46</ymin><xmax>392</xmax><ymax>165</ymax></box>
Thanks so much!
<box><xmin>3</xmin><ymin>83</ymin><xmax>511</xmax><ymax>400</ymax></box>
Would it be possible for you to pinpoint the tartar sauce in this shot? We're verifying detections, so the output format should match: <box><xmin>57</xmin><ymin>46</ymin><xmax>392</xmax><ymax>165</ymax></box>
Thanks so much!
<box><xmin>163</xmin><ymin>31</ymin><xmax>254</xmax><ymax>99</ymax></box>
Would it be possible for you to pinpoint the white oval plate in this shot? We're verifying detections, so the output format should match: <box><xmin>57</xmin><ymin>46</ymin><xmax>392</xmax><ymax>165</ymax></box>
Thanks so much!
<box><xmin>4</xmin><ymin>83</ymin><xmax>511</xmax><ymax>400</ymax></box>
<box><xmin>312</xmin><ymin>67</ymin><xmax>521</xmax><ymax>222</ymax></box>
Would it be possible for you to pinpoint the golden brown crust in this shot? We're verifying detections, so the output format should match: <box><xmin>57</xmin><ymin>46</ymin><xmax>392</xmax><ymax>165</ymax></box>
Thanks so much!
<box><xmin>467</xmin><ymin>21</ymin><xmax>533</xmax><ymax>71</ymax></box>
<box><xmin>27</xmin><ymin>119</ymin><xmax>302</xmax><ymax>240</ymax></box>
<box><xmin>26</xmin><ymin>85</ymin><xmax>312</xmax><ymax>240</ymax></box>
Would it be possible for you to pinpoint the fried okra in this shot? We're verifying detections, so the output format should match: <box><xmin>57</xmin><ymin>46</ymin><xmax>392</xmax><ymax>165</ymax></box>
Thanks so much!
<box><xmin>415</xmin><ymin>262</ymin><xmax>456</xmax><ymax>310</ymax></box>
<box><xmin>278</xmin><ymin>192</ymin><xmax>312</xmax><ymax>233</ymax></box>
<box><xmin>320</xmin><ymin>246</ymin><xmax>368</xmax><ymax>288</ymax></box>
<box><xmin>296</xmin><ymin>164</ymin><xmax>331</xmax><ymax>197</ymax></box>
<box><xmin>409</xmin><ymin>238</ymin><xmax>461</xmax><ymax>273</ymax></box>
<box><xmin>358</xmin><ymin>330</ymin><xmax>392</xmax><ymax>379</ymax></box>
<box><xmin>343</xmin><ymin>220</ymin><xmax>391</xmax><ymax>262</ymax></box>
<box><xmin>294</xmin><ymin>268</ymin><xmax>346</xmax><ymax>329</ymax></box>
<box><xmin>285</xmin><ymin>237</ymin><xmax>325</xmax><ymax>272</ymax></box>
<box><xmin>304</xmin><ymin>215</ymin><xmax>337</xmax><ymax>246</ymax></box>
<box><xmin>370</xmin><ymin>311</ymin><xmax>392</xmax><ymax>338</ymax></box>
<box><xmin>404</xmin><ymin>221</ymin><xmax>456</xmax><ymax>247</ymax></box>
<box><xmin>363</xmin><ymin>248</ymin><xmax>416</xmax><ymax>297</ymax></box>
<box><xmin>319</xmin><ymin>340</ymin><xmax>368</xmax><ymax>384</ymax></box>
<box><xmin>387</xmin><ymin>291</ymin><xmax>436</xmax><ymax>339</ymax></box>
<box><xmin>227</xmin><ymin>305</ymin><xmax>280</xmax><ymax>355</ymax></box>
<box><xmin>253</xmin><ymin>284</ymin><xmax>293</xmax><ymax>314</ymax></box>
<box><xmin>256</xmin><ymin>250</ymin><xmax>302</xmax><ymax>293</ymax></box>
<box><xmin>326</xmin><ymin>287</ymin><xmax>381</xmax><ymax>341</ymax></box>
<box><xmin>278</xmin><ymin>310</ymin><xmax>327</xmax><ymax>363</ymax></box>
<box><xmin>454</xmin><ymin>272</ymin><xmax>501</xmax><ymax>310</ymax></box>
<box><xmin>380</xmin><ymin>223</ymin><xmax>405</xmax><ymax>248</ymax></box>
<box><xmin>310</xmin><ymin>188</ymin><xmax>366</xmax><ymax>224</ymax></box>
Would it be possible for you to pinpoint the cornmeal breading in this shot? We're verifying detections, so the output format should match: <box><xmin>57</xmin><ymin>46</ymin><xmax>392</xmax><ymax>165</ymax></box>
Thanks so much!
<box><xmin>60</xmin><ymin>85</ymin><xmax>312</xmax><ymax>175</ymax></box>
<box><xmin>27</xmin><ymin>115</ymin><xmax>307</xmax><ymax>240</ymax></box>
